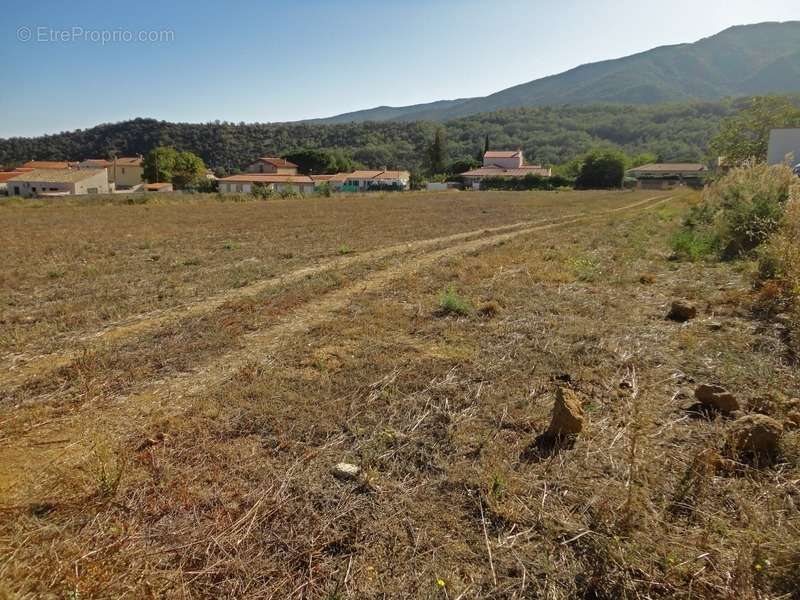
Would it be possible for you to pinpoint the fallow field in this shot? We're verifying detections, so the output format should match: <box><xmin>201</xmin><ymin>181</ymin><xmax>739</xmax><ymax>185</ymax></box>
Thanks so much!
<box><xmin>1</xmin><ymin>190</ymin><xmax>798</xmax><ymax>599</ymax></box>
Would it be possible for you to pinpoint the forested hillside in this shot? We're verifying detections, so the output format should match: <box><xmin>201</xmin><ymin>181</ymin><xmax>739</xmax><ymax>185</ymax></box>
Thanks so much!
<box><xmin>0</xmin><ymin>100</ymin><xmax>743</xmax><ymax>173</ymax></box>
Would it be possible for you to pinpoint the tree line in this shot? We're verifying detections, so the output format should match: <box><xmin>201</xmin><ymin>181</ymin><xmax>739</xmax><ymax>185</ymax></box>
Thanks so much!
<box><xmin>3</xmin><ymin>96</ymin><xmax>797</xmax><ymax>191</ymax></box>
<box><xmin>0</xmin><ymin>100</ymin><xmax>753</xmax><ymax>175</ymax></box>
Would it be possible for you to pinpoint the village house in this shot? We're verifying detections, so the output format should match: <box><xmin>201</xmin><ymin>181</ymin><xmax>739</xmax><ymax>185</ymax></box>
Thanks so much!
<box><xmin>767</xmin><ymin>129</ymin><xmax>800</xmax><ymax>169</ymax></box>
<box><xmin>217</xmin><ymin>173</ymin><xmax>316</xmax><ymax>195</ymax></box>
<box><xmin>7</xmin><ymin>168</ymin><xmax>110</xmax><ymax>197</ymax></box>
<box><xmin>79</xmin><ymin>156</ymin><xmax>144</xmax><ymax>189</ymax></box>
<box><xmin>245</xmin><ymin>157</ymin><xmax>299</xmax><ymax>175</ymax></box>
<box><xmin>626</xmin><ymin>163</ymin><xmax>709</xmax><ymax>189</ymax></box>
<box><xmin>459</xmin><ymin>151</ymin><xmax>552</xmax><ymax>188</ymax></box>
<box><xmin>329</xmin><ymin>170</ymin><xmax>411</xmax><ymax>192</ymax></box>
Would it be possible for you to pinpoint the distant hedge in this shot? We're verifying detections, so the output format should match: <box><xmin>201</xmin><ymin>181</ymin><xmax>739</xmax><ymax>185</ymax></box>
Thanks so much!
<box><xmin>478</xmin><ymin>174</ymin><xmax>574</xmax><ymax>191</ymax></box>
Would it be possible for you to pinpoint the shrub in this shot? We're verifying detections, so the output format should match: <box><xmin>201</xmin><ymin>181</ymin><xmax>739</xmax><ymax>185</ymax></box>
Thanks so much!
<box><xmin>759</xmin><ymin>189</ymin><xmax>800</xmax><ymax>299</ymax></box>
<box><xmin>672</xmin><ymin>163</ymin><xmax>795</xmax><ymax>261</ymax></box>
<box><xmin>569</xmin><ymin>256</ymin><xmax>601</xmax><ymax>282</ymax></box>
<box><xmin>479</xmin><ymin>174</ymin><xmax>573</xmax><ymax>191</ymax></box>
<box><xmin>575</xmin><ymin>149</ymin><xmax>626</xmax><ymax>189</ymax></box>
<box><xmin>251</xmin><ymin>183</ymin><xmax>274</xmax><ymax>200</ymax></box>
<box><xmin>669</xmin><ymin>229</ymin><xmax>720</xmax><ymax>261</ymax></box>
<box><xmin>438</xmin><ymin>286</ymin><xmax>470</xmax><ymax>316</ymax></box>
<box><xmin>703</xmin><ymin>163</ymin><xmax>795</xmax><ymax>258</ymax></box>
<box><xmin>316</xmin><ymin>182</ymin><xmax>332</xmax><ymax>197</ymax></box>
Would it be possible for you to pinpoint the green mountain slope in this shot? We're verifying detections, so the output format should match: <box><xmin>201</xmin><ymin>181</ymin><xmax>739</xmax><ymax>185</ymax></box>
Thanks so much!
<box><xmin>312</xmin><ymin>21</ymin><xmax>800</xmax><ymax>123</ymax></box>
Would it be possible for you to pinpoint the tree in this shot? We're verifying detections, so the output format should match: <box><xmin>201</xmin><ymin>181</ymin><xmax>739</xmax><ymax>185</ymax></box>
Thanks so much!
<box><xmin>710</xmin><ymin>96</ymin><xmax>800</xmax><ymax>164</ymax></box>
<box><xmin>628</xmin><ymin>152</ymin><xmax>658</xmax><ymax>169</ymax></box>
<box><xmin>143</xmin><ymin>146</ymin><xmax>178</xmax><ymax>183</ymax></box>
<box><xmin>283</xmin><ymin>148</ymin><xmax>357</xmax><ymax>174</ymax></box>
<box><xmin>143</xmin><ymin>146</ymin><xmax>206</xmax><ymax>189</ymax></box>
<box><xmin>428</xmin><ymin>128</ymin><xmax>448</xmax><ymax>176</ymax></box>
<box><xmin>447</xmin><ymin>157</ymin><xmax>480</xmax><ymax>176</ymax></box>
<box><xmin>172</xmin><ymin>151</ymin><xmax>206</xmax><ymax>189</ymax></box>
<box><xmin>575</xmin><ymin>149</ymin><xmax>627</xmax><ymax>189</ymax></box>
<box><xmin>484</xmin><ymin>134</ymin><xmax>490</xmax><ymax>155</ymax></box>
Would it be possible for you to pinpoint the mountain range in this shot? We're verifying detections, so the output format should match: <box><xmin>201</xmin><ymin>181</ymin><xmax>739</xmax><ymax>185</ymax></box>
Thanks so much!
<box><xmin>310</xmin><ymin>21</ymin><xmax>800</xmax><ymax>124</ymax></box>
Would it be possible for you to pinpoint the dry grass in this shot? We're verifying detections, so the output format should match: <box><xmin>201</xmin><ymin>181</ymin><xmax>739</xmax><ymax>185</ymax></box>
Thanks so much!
<box><xmin>2</xmin><ymin>189</ymin><xmax>798</xmax><ymax>598</ymax></box>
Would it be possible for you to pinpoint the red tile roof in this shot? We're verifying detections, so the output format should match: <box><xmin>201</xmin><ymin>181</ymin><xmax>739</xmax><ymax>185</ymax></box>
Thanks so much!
<box><xmin>627</xmin><ymin>163</ymin><xmax>708</xmax><ymax>173</ymax></box>
<box><xmin>484</xmin><ymin>151</ymin><xmax>521</xmax><ymax>159</ymax></box>
<box><xmin>256</xmin><ymin>157</ymin><xmax>298</xmax><ymax>169</ymax></box>
<box><xmin>0</xmin><ymin>171</ymin><xmax>26</xmax><ymax>183</ymax></box>
<box><xmin>82</xmin><ymin>159</ymin><xmax>112</xmax><ymax>168</ymax></box>
<box><xmin>115</xmin><ymin>157</ymin><xmax>143</xmax><ymax>167</ymax></box>
<box><xmin>461</xmin><ymin>166</ymin><xmax>551</xmax><ymax>178</ymax></box>
<box><xmin>22</xmin><ymin>160</ymin><xmax>73</xmax><ymax>169</ymax></box>
<box><xmin>337</xmin><ymin>170</ymin><xmax>410</xmax><ymax>181</ymax></box>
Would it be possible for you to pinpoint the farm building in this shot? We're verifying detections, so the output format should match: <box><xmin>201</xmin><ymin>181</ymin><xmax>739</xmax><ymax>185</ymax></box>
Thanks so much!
<box><xmin>459</xmin><ymin>151</ymin><xmax>551</xmax><ymax>188</ymax></box>
<box><xmin>626</xmin><ymin>163</ymin><xmax>709</xmax><ymax>189</ymax></box>
<box><xmin>6</xmin><ymin>168</ymin><xmax>110</xmax><ymax>197</ymax></box>
<box><xmin>218</xmin><ymin>173</ymin><xmax>316</xmax><ymax>195</ymax></box>
<box><xmin>245</xmin><ymin>157</ymin><xmax>299</xmax><ymax>175</ymax></box>
<box><xmin>330</xmin><ymin>170</ymin><xmax>411</xmax><ymax>192</ymax></box>
<box><xmin>767</xmin><ymin>129</ymin><xmax>800</xmax><ymax>168</ymax></box>
<box><xmin>0</xmin><ymin>171</ymin><xmax>27</xmax><ymax>195</ymax></box>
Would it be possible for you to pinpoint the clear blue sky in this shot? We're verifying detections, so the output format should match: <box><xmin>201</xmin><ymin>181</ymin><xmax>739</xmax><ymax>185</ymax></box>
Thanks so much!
<box><xmin>0</xmin><ymin>0</ymin><xmax>796</xmax><ymax>138</ymax></box>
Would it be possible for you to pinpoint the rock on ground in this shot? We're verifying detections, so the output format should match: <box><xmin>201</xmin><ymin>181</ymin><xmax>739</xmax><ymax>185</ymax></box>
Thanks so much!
<box><xmin>726</xmin><ymin>414</ymin><xmax>783</xmax><ymax>456</ymax></box>
<box><xmin>332</xmin><ymin>462</ymin><xmax>361</xmax><ymax>481</ymax></box>
<box><xmin>547</xmin><ymin>388</ymin><xmax>584</xmax><ymax>437</ymax></box>
<box><xmin>667</xmin><ymin>300</ymin><xmax>698</xmax><ymax>322</ymax></box>
<box><xmin>695</xmin><ymin>384</ymin><xmax>740</xmax><ymax>414</ymax></box>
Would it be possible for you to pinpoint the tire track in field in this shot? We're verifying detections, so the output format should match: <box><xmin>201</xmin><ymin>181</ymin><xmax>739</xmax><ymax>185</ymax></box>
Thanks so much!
<box><xmin>0</xmin><ymin>193</ymin><xmax>674</xmax><ymax>498</ymax></box>
<box><xmin>0</xmin><ymin>196</ymin><xmax>665</xmax><ymax>391</ymax></box>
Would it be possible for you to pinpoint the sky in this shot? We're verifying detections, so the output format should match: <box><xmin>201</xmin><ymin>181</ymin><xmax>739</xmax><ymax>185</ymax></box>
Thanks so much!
<box><xmin>0</xmin><ymin>0</ymin><xmax>797</xmax><ymax>138</ymax></box>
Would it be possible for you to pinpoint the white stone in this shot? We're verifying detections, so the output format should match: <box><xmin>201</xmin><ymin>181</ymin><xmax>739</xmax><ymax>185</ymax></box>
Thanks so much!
<box><xmin>332</xmin><ymin>462</ymin><xmax>361</xmax><ymax>481</ymax></box>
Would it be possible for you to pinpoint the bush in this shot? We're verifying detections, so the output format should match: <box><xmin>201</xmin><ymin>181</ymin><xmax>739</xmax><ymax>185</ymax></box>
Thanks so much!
<box><xmin>704</xmin><ymin>163</ymin><xmax>795</xmax><ymax>258</ymax></box>
<box><xmin>759</xmin><ymin>188</ymin><xmax>800</xmax><ymax>296</ymax></box>
<box><xmin>669</xmin><ymin>229</ymin><xmax>720</xmax><ymax>261</ymax></box>
<box><xmin>575</xmin><ymin>150</ymin><xmax>626</xmax><ymax>189</ymax></box>
<box><xmin>316</xmin><ymin>182</ymin><xmax>332</xmax><ymax>197</ymax></box>
<box><xmin>437</xmin><ymin>286</ymin><xmax>470</xmax><ymax>316</ymax></box>
<box><xmin>673</xmin><ymin>163</ymin><xmax>795</xmax><ymax>261</ymax></box>
<box><xmin>479</xmin><ymin>174</ymin><xmax>573</xmax><ymax>191</ymax></box>
<box><xmin>251</xmin><ymin>183</ymin><xmax>274</xmax><ymax>200</ymax></box>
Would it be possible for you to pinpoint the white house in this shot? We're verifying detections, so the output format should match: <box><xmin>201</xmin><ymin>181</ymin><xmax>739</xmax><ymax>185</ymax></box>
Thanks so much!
<box><xmin>218</xmin><ymin>173</ymin><xmax>316</xmax><ymax>195</ymax></box>
<box><xmin>7</xmin><ymin>168</ymin><xmax>110</xmax><ymax>197</ymax></box>
<box><xmin>79</xmin><ymin>156</ymin><xmax>144</xmax><ymax>188</ymax></box>
<box><xmin>330</xmin><ymin>170</ymin><xmax>410</xmax><ymax>191</ymax></box>
<box><xmin>460</xmin><ymin>150</ymin><xmax>551</xmax><ymax>188</ymax></box>
<box><xmin>767</xmin><ymin>129</ymin><xmax>800</xmax><ymax>167</ymax></box>
<box><xmin>482</xmin><ymin>150</ymin><xmax>525</xmax><ymax>169</ymax></box>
